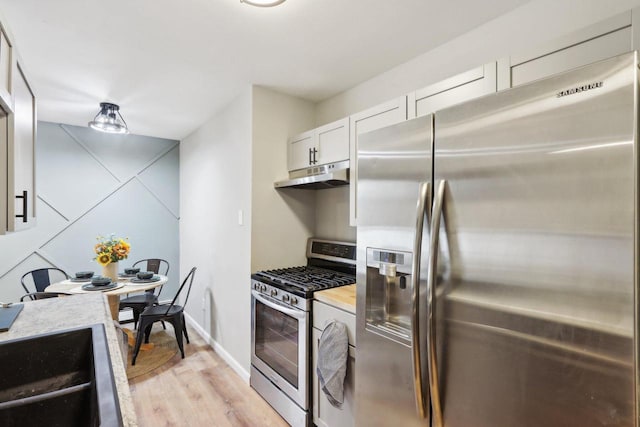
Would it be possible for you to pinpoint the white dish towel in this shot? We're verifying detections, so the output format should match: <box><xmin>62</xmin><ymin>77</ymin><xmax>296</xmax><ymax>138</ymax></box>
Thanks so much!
<box><xmin>317</xmin><ymin>320</ymin><xmax>349</xmax><ymax>408</ymax></box>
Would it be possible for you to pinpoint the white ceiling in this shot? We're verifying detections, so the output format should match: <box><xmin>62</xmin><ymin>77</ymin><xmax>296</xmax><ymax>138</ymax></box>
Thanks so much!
<box><xmin>0</xmin><ymin>0</ymin><xmax>530</xmax><ymax>140</ymax></box>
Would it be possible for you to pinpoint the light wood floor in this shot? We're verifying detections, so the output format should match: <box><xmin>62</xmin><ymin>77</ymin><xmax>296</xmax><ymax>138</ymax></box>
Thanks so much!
<box><xmin>128</xmin><ymin>325</ymin><xmax>288</xmax><ymax>427</ymax></box>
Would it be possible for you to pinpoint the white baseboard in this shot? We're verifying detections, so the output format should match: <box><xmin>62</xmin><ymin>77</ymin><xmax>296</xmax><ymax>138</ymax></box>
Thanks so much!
<box><xmin>184</xmin><ymin>312</ymin><xmax>250</xmax><ymax>384</ymax></box>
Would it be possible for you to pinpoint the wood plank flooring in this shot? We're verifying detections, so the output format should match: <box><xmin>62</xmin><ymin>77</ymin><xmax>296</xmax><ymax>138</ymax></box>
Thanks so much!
<box><xmin>128</xmin><ymin>325</ymin><xmax>288</xmax><ymax>427</ymax></box>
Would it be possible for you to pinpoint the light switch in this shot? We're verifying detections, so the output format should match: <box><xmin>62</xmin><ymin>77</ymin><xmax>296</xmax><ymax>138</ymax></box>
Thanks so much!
<box><xmin>238</xmin><ymin>209</ymin><xmax>244</xmax><ymax>226</ymax></box>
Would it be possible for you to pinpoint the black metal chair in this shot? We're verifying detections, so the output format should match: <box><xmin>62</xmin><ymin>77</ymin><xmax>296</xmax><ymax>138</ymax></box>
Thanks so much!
<box><xmin>132</xmin><ymin>267</ymin><xmax>196</xmax><ymax>366</ymax></box>
<box><xmin>118</xmin><ymin>258</ymin><xmax>170</xmax><ymax>328</ymax></box>
<box><xmin>20</xmin><ymin>292</ymin><xmax>70</xmax><ymax>302</ymax></box>
<box><xmin>20</xmin><ymin>268</ymin><xmax>69</xmax><ymax>295</ymax></box>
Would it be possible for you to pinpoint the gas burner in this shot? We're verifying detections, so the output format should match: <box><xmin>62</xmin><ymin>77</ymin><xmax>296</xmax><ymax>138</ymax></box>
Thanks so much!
<box><xmin>258</xmin><ymin>266</ymin><xmax>354</xmax><ymax>292</ymax></box>
<box><xmin>252</xmin><ymin>239</ymin><xmax>356</xmax><ymax>299</ymax></box>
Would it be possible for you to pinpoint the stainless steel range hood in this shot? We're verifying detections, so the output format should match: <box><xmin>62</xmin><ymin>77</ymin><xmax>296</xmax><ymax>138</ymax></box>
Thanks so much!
<box><xmin>274</xmin><ymin>160</ymin><xmax>349</xmax><ymax>189</ymax></box>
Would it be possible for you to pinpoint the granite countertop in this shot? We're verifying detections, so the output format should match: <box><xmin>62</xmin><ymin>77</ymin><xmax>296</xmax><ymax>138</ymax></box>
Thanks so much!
<box><xmin>315</xmin><ymin>284</ymin><xmax>356</xmax><ymax>314</ymax></box>
<box><xmin>0</xmin><ymin>293</ymin><xmax>137</xmax><ymax>427</ymax></box>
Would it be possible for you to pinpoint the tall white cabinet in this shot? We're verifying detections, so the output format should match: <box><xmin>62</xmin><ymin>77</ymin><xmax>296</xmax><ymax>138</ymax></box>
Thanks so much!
<box><xmin>7</xmin><ymin>62</ymin><xmax>36</xmax><ymax>232</ymax></box>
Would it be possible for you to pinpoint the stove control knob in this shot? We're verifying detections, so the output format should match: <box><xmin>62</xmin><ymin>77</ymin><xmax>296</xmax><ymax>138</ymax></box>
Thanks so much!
<box><xmin>291</xmin><ymin>297</ymin><xmax>298</xmax><ymax>305</ymax></box>
<box><xmin>260</xmin><ymin>284</ymin><xmax>267</xmax><ymax>292</ymax></box>
<box><xmin>270</xmin><ymin>289</ymin><xmax>278</xmax><ymax>297</ymax></box>
<box><xmin>282</xmin><ymin>294</ymin><xmax>290</xmax><ymax>303</ymax></box>
<box><xmin>253</xmin><ymin>283</ymin><xmax>259</xmax><ymax>290</ymax></box>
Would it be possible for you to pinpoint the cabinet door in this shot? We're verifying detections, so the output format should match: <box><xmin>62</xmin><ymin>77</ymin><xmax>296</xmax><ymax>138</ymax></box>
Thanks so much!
<box><xmin>497</xmin><ymin>11</ymin><xmax>632</xmax><ymax>90</ymax></box>
<box><xmin>0</xmin><ymin>28</ymin><xmax>12</xmax><ymax>112</ymax></box>
<box><xmin>288</xmin><ymin>129</ymin><xmax>315</xmax><ymax>171</ymax></box>
<box><xmin>7</xmin><ymin>63</ymin><xmax>36</xmax><ymax>231</ymax></box>
<box><xmin>349</xmin><ymin>96</ymin><xmax>407</xmax><ymax>226</ymax></box>
<box><xmin>312</xmin><ymin>327</ymin><xmax>356</xmax><ymax>427</ymax></box>
<box><xmin>408</xmin><ymin>62</ymin><xmax>496</xmax><ymax>119</ymax></box>
<box><xmin>316</xmin><ymin>117</ymin><xmax>349</xmax><ymax>166</ymax></box>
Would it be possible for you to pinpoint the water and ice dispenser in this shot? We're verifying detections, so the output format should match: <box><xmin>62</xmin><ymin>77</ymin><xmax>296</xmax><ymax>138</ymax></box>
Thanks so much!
<box><xmin>365</xmin><ymin>248</ymin><xmax>413</xmax><ymax>345</ymax></box>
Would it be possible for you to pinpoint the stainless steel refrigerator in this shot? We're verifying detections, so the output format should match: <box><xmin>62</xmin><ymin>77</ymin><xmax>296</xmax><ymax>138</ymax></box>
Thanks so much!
<box><xmin>355</xmin><ymin>51</ymin><xmax>638</xmax><ymax>427</ymax></box>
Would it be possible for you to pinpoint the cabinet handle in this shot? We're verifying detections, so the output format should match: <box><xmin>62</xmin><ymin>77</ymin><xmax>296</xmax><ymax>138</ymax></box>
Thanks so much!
<box><xmin>309</xmin><ymin>148</ymin><xmax>313</xmax><ymax>165</ymax></box>
<box><xmin>312</xmin><ymin>148</ymin><xmax>318</xmax><ymax>164</ymax></box>
<box><xmin>15</xmin><ymin>190</ymin><xmax>27</xmax><ymax>223</ymax></box>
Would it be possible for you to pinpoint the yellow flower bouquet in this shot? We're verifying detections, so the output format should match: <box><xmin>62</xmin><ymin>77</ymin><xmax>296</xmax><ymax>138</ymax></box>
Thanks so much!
<box><xmin>94</xmin><ymin>234</ymin><xmax>131</xmax><ymax>266</ymax></box>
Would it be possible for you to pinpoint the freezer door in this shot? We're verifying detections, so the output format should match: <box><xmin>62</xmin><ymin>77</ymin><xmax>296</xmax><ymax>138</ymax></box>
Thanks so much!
<box><xmin>356</xmin><ymin>115</ymin><xmax>432</xmax><ymax>427</ymax></box>
<box><xmin>432</xmin><ymin>52</ymin><xmax>637</xmax><ymax>426</ymax></box>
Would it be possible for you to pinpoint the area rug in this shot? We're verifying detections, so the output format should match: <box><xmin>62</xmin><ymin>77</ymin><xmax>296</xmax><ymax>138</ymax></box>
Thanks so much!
<box><xmin>125</xmin><ymin>328</ymin><xmax>179</xmax><ymax>379</ymax></box>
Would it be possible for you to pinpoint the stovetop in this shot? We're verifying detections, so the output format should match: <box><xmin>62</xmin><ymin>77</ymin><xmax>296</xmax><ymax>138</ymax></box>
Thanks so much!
<box><xmin>251</xmin><ymin>238</ymin><xmax>356</xmax><ymax>299</ymax></box>
<box><xmin>253</xmin><ymin>266</ymin><xmax>355</xmax><ymax>297</ymax></box>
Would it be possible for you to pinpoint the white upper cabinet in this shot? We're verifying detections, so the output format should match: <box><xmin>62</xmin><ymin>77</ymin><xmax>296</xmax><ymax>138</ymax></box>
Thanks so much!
<box><xmin>408</xmin><ymin>62</ymin><xmax>496</xmax><ymax>119</ymax></box>
<box><xmin>349</xmin><ymin>96</ymin><xmax>407</xmax><ymax>227</ymax></box>
<box><xmin>316</xmin><ymin>118</ymin><xmax>349</xmax><ymax>166</ymax></box>
<box><xmin>498</xmin><ymin>11</ymin><xmax>635</xmax><ymax>90</ymax></box>
<box><xmin>7</xmin><ymin>61</ymin><xmax>36</xmax><ymax>232</ymax></box>
<box><xmin>288</xmin><ymin>129</ymin><xmax>316</xmax><ymax>171</ymax></box>
<box><xmin>288</xmin><ymin>118</ymin><xmax>349</xmax><ymax>171</ymax></box>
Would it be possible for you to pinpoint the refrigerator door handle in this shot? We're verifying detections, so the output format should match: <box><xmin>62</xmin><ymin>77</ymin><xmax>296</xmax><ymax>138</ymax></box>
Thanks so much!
<box><xmin>427</xmin><ymin>179</ymin><xmax>446</xmax><ymax>427</ymax></box>
<box><xmin>411</xmin><ymin>181</ymin><xmax>431</xmax><ymax>419</ymax></box>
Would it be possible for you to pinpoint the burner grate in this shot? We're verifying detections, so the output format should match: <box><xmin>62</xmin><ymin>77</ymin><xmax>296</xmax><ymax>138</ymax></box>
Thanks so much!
<box><xmin>259</xmin><ymin>266</ymin><xmax>354</xmax><ymax>292</ymax></box>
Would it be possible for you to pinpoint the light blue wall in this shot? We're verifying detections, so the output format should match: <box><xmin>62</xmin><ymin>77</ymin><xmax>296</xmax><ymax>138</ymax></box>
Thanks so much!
<box><xmin>0</xmin><ymin>121</ymin><xmax>180</xmax><ymax>303</ymax></box>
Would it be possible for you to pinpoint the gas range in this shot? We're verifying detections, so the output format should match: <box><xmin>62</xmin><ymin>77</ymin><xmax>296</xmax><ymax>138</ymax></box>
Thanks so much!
<box><xmin>250</xmin><ymin>238</ymin><xmax>356</xmax><ymax>427</ymax></box>
<box><xmin>250</xmin><ymin>239</ymin><xmax>356</xmax><ymax>310</ymax></box>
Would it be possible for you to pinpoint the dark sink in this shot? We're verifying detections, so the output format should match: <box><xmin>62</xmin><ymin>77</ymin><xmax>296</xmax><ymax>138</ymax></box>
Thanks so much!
<box><xmin>0</xmin><ymin>324</ymin><xmax>123</xmax><ymax>427</ymax></box>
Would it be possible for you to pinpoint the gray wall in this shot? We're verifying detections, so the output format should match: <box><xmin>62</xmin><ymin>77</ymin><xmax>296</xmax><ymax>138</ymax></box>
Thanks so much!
<box><xmin>180</xmin><ymin>85</ymin><xmax>316</xmax><ymax>380</ymax></box>
<box><xmin>0</xmin><ymin>121</ymin><xmax>180</xmax><ymax>303</ymax></box>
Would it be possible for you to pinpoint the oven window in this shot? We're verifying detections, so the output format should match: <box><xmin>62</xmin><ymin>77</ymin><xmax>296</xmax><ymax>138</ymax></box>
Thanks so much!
<box><xmin>255</xmin><ymin>300</ymin><xmax>299</xmax><ymax>388</ymax></box>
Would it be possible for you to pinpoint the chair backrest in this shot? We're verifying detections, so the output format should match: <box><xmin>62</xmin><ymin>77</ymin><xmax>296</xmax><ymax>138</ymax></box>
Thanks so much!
<box><xmin>132</xmin><ymin>259</ymin><xmax>170</xmax><ymax>297</ymax></box>
<box><xmin>163</xmin><ymin>267</ymin><xmax>197</xmax><ymax>316</ymax></box>
<box><xmin>132</xmin><ymin>259</ymin><xmax>169</xmax><ymax>276</ymax></box>
<box><xmin>21</xmin><ymin>268</ymin><xmax>69</xmax><ymax>293</ymax></box>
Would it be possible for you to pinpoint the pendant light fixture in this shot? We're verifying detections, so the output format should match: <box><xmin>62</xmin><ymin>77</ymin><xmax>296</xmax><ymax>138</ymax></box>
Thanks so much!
<box><xmin>240</xmin><ymin>0</ymin><xmax>286</xmax><ymax>7</ymax></box>
<box><xmin>88</xmin><ymin>102</ymin><xmax>129</xmax><ymax>134</ymax></box>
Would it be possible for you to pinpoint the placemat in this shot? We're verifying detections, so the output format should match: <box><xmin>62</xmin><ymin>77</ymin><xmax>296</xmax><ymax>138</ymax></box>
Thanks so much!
<box><xmin>130</xmin><ymin>275</ymin><xmax>161</xmax><ymax>284</ymax></box>
<box><xmin>0</xmin><ymin>304</ymin><xmax>24</xmax><ymax>332</ymax></box>
<box><xmin>70</xmin><ymin>283</ymin><xmax>125</xmax><ymax>293</ymax></box>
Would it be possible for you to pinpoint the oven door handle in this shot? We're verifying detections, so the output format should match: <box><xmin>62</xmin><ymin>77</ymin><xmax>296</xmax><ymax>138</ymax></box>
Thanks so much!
<box><xmin>252</xmin><ymin>290</ymin><xmax>306</xmax><ymax>319</ymax></box>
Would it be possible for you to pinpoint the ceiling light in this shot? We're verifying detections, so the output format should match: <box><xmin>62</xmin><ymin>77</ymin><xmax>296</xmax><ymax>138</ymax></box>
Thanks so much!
<box><xmin>240</xmin><ymin>0</ymin><xmax>286</xmax><ymax>7</ymax></box>
<box><xmin>88</xmin><ymin>102</ymin><xmax>129</xmax><ymax>134</ymax></box>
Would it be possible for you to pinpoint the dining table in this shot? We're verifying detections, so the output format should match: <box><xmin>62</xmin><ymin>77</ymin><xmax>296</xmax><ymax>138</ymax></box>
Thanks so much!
<box><xmin>46</xmin><ymin>274</ymin><xmax>168</xmax><ymax>321</ymax></box>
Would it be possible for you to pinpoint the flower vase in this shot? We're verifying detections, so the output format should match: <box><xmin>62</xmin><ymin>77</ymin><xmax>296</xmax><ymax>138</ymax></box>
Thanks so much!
<box><xmin>102</xmin><ymin>262</ymin><xmax>119</xmax><ymax>282</ymax></box>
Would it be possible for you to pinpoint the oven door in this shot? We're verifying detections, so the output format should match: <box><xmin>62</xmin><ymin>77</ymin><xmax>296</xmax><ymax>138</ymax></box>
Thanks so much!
<box><xmin>251</xmin><ymin>289</ymin><xmax>309</xmax><ymax>409</ymax></box>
